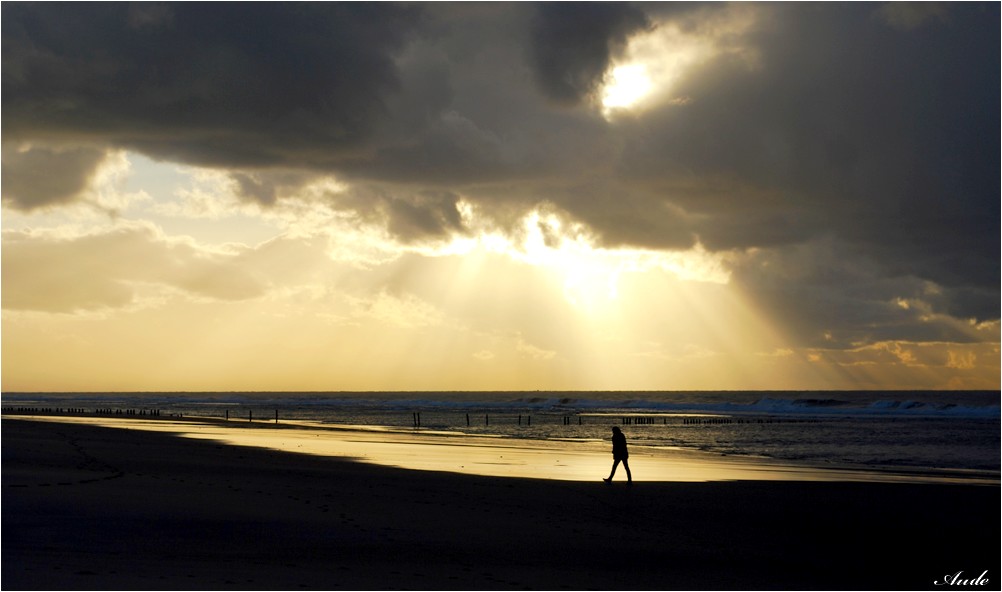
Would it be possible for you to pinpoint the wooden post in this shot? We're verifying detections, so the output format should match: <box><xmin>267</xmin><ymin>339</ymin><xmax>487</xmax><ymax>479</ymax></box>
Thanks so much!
<box><xmin>275</xmin><ymin>409</ymin><xmax>278</xmax><ymax>424</ymax></box>
<box><xmin>466</xmin><ymin>413</ymin><xmax>470</xmax><ymax>427</ymax></box>
<box><xmin>249</xmin><ymin>410</ymin><xmax>253</xmax><ymax>422</ymax></box>
<box><xmin>226</xmin><ymin>410</ymin><xmax>229</xmax><ymax>421</ymax></box>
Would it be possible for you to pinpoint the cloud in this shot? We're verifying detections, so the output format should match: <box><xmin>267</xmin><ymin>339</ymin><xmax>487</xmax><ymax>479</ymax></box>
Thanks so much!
<box><xmin>876</xmin><ymin>2</ymin><xmax>949</xmax><ymax>30</ymax></box>
<box><xmin>2</xmin><ymin>2</ymin><xmax>997</xmax><ymax>344</ymax></box>
<box><xmin>729</xmin><ymin>238</ymin><xmax>1000</xmax><ymax>348</ymax></box>
<box><xmin>516</xmin><ymin>335</ymin><xmax>557</xmax><ymax>360</ymax></box>
<box><xmin>528</xmin><ymin>3</ymin><xmax>651</xmax><ymax>105</ymax></box>
<box><xmin>809</xmin><ymin>340</ymin><xmax>996</xmax><ymax>372</ymax></box>
<box><xmin>472</xmin><ymin>350</ymin><xmax>496</xmax><ymax>361</ymax></box>
<box><xmin>382</xmin><ymin>190</ymin><xmax>465</xmax><ymax>243</ymax></box>
<box><xmin>1</xmin><ymin>144</ymin><xmax>109</xmax><ymax>210</ymax></box>
<box><xmin>1</xmin><ymin>224</ymin><xmax>266</xmax><ymax>313</ymax></box>
<box><xmin>612</xmin><ymin>3</ymin><xmax>999</xmax><ymax>292</ymax></box>
<box><xmin>2</xmin><ymin>3</ymin><xmax>421</xmax><ymax>168</ymax></box>
<box><xmin>349</xmin><ymin>291</ymin><xmax>446</xmax><ymax>330</ymax></box>
<box><xmin>126</xmin><ymin>2</ymin><xmax>174</xmax><ymax>29</ymax></box>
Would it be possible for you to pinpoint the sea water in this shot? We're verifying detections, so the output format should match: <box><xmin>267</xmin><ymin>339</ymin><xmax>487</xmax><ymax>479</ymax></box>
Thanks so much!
<box><xmin>3</xmin><ymin>390</ymin><xmax>999</xmax><ymax>476</ymax></box>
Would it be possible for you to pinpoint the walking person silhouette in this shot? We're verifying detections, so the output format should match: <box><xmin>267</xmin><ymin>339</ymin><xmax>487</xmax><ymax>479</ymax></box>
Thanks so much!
<box><xmin>603</xmin><ymin>426</ymin><xmax>632</xmax><ymax>484</ymax></box>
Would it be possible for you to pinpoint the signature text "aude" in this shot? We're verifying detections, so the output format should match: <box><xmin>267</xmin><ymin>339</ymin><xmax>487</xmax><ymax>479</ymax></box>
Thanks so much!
<box><xmin>935</xmin><ymin>571</ymin><xmax>990</xmax><ymax>586</ymax></box>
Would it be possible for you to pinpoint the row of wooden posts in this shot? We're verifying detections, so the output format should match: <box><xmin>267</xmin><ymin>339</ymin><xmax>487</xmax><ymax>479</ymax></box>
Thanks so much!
<box><xmin>411</xmin><ymin>413</ymin><xmax>586</xmax><ymax>428</ymax></box>
<box><xmin>224</xmin><ymin>409</ymin><xmax>281</xmax><ymax>424</ymax></box>
<box><xmin>2</xmin><ymin>407</ymin><xmax>165</xmax><ymax>417</ymax></box>
<box><xmin>3</xmin><ymin>407</ymin><xmax>821</xmax><ymax>427</ymax></box>
<box><xmin>623</xmin><ymin>416</ymin><xmax>664</xmax><ymax>425</ymax></box>
<box><xmin>681</xmin><ymin>417</ymin><xmax>827</xmax><ymax>425</ymax></box>
<box><xmin>412</xmin><ymin>413</ymin><xmax>536</xmax><ymax>427</ymax></box>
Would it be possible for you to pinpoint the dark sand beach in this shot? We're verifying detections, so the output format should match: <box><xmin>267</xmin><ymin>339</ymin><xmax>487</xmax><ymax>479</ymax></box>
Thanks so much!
<box><xmin>3</xmin><ymin>417</ymin><xmax>998</xmax><ymax>591</ymax></box>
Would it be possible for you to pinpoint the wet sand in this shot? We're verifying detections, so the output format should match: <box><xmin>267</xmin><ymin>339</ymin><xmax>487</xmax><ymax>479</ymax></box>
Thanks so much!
<box><xmin>11</xmin><ymin>414</ymin><xmax>995</xmax><ymax>485</ymax></box>
<box><xmin>2</xmin><ymin>417</ymin><xmax>999</xmax><ymax>590</ymax></box>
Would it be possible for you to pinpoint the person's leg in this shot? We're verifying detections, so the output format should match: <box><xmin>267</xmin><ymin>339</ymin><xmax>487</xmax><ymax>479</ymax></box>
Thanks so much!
<box><xmin>623</xmin><ymin>458</ymin><xmax>632</xmax><ymax>482</ymax></box>
<box><xmin>605</xmin><ymin>459</ymin><xmax>620</xmax><ymax>481</ymax></box>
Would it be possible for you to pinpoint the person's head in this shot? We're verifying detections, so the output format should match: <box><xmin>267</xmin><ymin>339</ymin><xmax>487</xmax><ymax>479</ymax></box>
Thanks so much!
<box><xmin>612</xmin><ymin>426</ymin><xmax>621</xmax><ymax>435</ymax></box>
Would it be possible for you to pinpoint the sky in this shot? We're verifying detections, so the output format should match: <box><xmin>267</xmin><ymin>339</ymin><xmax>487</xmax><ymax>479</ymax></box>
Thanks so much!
<box><xmin>2</xmin><ymin>2</ymin><xmax>999</xmax><ymax>392</ymax></box>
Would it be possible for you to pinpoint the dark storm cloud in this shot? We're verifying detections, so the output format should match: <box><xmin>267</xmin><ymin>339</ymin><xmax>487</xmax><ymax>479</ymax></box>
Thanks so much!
<box><xmin>528</xmin><ymin>2</ymin><xmax>651</xmax><ymax>105</ymax></box>
<box><xmin>231</xmin><ymin>173</ymin><xmax>280</xmax><ymax>207</ymax></box>
<box><xmin>384</xmin><ymin>189</ymin><xmax>464</xmax><ymax>242</ymax></box>
<box><xmin>228</xmin><ymin>170</ymin><xmax>319</xmax><ymax>207</ymax></box>
<box><xmin>1</xmin><ymin>144</ymin><xmax>108</xmax><ymax>210</ymax></box>
<box><xmin>1</xmin><ymin>2</ymin><xmax>629</xmax><ymax>184</ymax></box>
<box><xmin>2</xmin><ymin>2</ymin><xmax>420</xmax><ymax>168</ymax></box>
<box><xmin>2</xmin><ymin>2</ymin><xmax>997</xmax><ymax>327</ymax></box>
<box><xmin>729</xmin><ymin>240</ymin><xmax>996</xmax><ymax>349</ymax></box>
<box><xmin>614</xmin><ymin>3</ymin><xmax>999</xmax><ymax>295</ymax></box>
<box><xmin>333</xmin><ymin>186</ymin><xmax>465</xmax><ymax>244</ymax></box>
<box><xmin>876</xmin><ymin>2</ymin><xmax>948</xmax><ymax>30</ymax></box>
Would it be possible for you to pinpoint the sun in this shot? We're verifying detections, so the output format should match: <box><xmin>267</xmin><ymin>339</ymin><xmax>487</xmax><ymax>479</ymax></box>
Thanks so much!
<box><xmin>601</xmin><ymin>64</ymin><xmax>653</xmax><ymax>113</ymax></box>
<box><xmin>596</xmin><ymin>14</ymin><xmax>756</xmax><ymax>121</ymax></box>
<box><xmin>444</xmin><ymin>207</ymin><xmax>734</xmax><ymax>317</ymax></box>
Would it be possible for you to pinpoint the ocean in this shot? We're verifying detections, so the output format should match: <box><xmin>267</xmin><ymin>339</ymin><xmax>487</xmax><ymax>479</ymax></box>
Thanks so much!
<box><xmin>3</xmin><ymin>390</ymin><xmax>999</xmax><ymax>477</ymax></box>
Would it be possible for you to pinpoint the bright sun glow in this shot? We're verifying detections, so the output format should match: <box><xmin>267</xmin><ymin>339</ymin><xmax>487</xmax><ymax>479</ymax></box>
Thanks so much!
<box><xmin>598</xmin><ymin>14</ymin><xmax>758</xmax><ymax>120</ymax></box>
<box><xmin>436</xmin><ymin>207</ymin><xmax>731</xmax><ymax>315</ymax></box>
<box><xmin>602</xmin><ymin>64</ymin><xmax>653</xmax><ymax>112</ymax></box>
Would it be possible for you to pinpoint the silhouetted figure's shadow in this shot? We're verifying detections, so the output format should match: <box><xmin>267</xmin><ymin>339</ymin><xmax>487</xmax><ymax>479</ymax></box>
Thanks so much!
<box><xmin>603</xmin><ymin>426</ymin><xmax>632</xmax><ymax>484</ymax></box>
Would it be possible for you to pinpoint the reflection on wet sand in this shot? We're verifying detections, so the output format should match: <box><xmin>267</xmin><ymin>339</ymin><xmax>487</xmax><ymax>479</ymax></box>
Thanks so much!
<box><xmin>7</xmin><ymin>415</ymin><xmax>993</xmax><ymax>484</ymax></box>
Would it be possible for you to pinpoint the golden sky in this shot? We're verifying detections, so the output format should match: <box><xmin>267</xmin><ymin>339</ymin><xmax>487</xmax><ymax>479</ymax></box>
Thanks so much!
<box><xmin>2</xmin><ymin>3</ymin><xmax>998</xmax><ymax>391</ymax></box>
